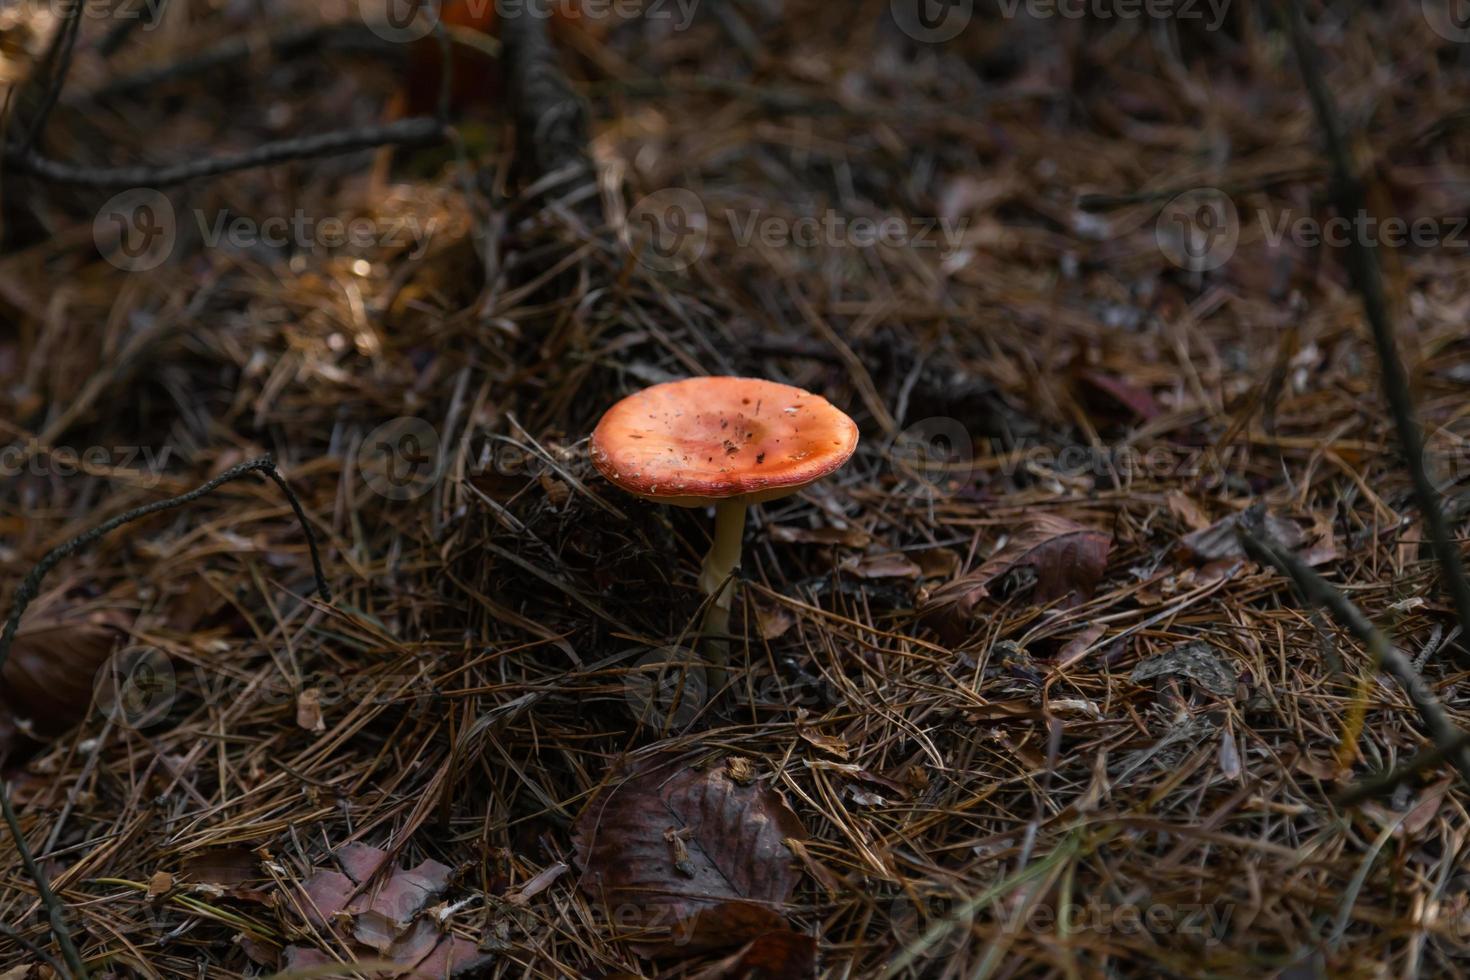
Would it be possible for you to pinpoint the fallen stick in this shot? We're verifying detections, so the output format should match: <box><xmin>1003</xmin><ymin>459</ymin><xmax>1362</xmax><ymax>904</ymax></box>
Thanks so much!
<box><xmin>1283</xmin><ymin>0</ymin><xmax>1470</xmax><ymax>664</ymax></box>
<box><xmin>1237</xmin><ymin>515</ymin><xmax>1470</xmax><ymax>791</ymax></box>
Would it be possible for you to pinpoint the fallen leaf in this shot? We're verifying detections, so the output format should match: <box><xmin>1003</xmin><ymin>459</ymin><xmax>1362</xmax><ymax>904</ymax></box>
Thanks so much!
<box><xmin>691</xmin><ymin>929</ymin><xmax>818</xmax><ymax>980</ymax></box>
<box><xmin>1165</xmin><ymin>491</ymin><xmax>1212</xmax><ymax>531</ymax></box>
<box><xmin>181</xmin><ymin>848</ymin><xmax>261</xmax><ymax>894</ymax></box>
<box><xmin>1076</xmin><ymin>369</ymin><xmax>1160</xmax><ymax>421</ymax></box>
<box><xmin>756</xmin><ymin>602</ymin><xmax>796</xmax><ymax>641</ymax></box>
<box><xmin>0</xmin><ymin>597</ymin><xmax>131</xmax><ymax>751</ymax></box>
<box><xmin>296</xmin><ymin>688</ymin><xmax>326</xmax><ymax>732</ymax></box>
<box><xmin>1131</xmin><ymin>641</ymin><xmax>1237</xmax><ymax>699</ymax></box>
<box><xmin>912</xmin><ymin>547</ymin><xmax>960</xmax><ymax>580</ymax></box>
<box><xmin>1053</xmin><ymin>624</ymin><xmax>1106</xmax><ymax>669</ymax></box>
<box><xmin>840</xmin><ymin>552</ymin><xmax>922</xmax><ymax>580</ymax></box>
<box><xmin>1178</xmin><ymin>507</ymin><xmax>1303</xmax><ymax>563</ymax></box>
<box><xmin>147</xmin><ymin>871</ymin><xmax>174</xmax><ymax>900</ymax></box>
<box><xmin>797</xmin><ymin>725</ymin><xmax>850</xmax><ymax>759</ymax></box>
<box><xmin>1298</xmin><ymin>513</ymin><xmax>1340</xmax><ymax>567</ymax></box>
<box><xmin>920</xmin><ymin>515</ymin><xmax>1111</xmax><ymax>627</ymax></box>
<box><xmin>507</xmin><ymin>862</ymin><xmax>568</xmax><ymax>905</ymax></box>
<box><xmin>769</xmin><ymin>525</ymin><xmax>872</xmax><ymax>548</ymax></box>
<box><xmin>288</xmin><ymin>843</ymin><xmax>488</xmax><ymax>977</ymax></box>
<box><xmin>1400</xmin><ymin>777</ymin><xmax>1452</xmax><ymax>837</ymax></box>
<box><xmin>572</xmin><ymin>757</ymin><xmax>808</xmax><ymax>955</ymax></box>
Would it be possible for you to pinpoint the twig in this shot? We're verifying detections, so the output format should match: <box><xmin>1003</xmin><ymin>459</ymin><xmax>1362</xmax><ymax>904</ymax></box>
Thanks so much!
<box><xmin>97</xmin><ymin>0</ymin><xmax>171</xmax><ymax>58</ymax></box>
<box><xmin>2</xmin><ymin>118</ymin><xmax>447</xmax><ymax>188</ymax></box>
<box><xmin>0</xmin><ymin>456</ymin><xmax>330</xmax><ymax>677</ymax></box>
<box><xmin>90</xmin><ymin>23</ymin><xmax>397</xmax><ymax>99</ymax></box>
<box><xmin>19</xmin><ymin>0</ymin><xmax>84</xmax><ymax>153</ymax></box>
<box><xmin>1076</xmin><ymin>168</ymin><xmax>1323</xmax><ymax>211</ymax></box>
<box><xmin>1334</xmin><ymin>730</ymin><xmax>1470</xmax><ymax>807</ymax></box>
<box><xmin>1283</xmin><ymin>0</ymin><xmax>1470</xmax><ymax>663</ymax></box>
<box><xmin>500</xmin><ymin>5</ymin><xmax>601</xmax><ymax>223</ymax></box>
<box><xmin>0</xmin><ymin>921</ymin><xmax>68</xmax><ymax>977</ymax></box>
<box><xmin>1237</xmin><ymin>517</ymin><xmax>1470</xmax><ymax>789</ymax></box>
<box><xmin>0</xmin><ymin>785</ymin><xmax>87</xmax><ymax>977</ymax></box>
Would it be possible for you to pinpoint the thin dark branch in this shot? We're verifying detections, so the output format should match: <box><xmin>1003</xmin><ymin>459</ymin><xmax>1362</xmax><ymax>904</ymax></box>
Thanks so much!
<box><xmin>1334</xmin><ymin>731</ymin><xmax>1470</xmax><ymax>807</ymax></box>
<box><xmin>0</xmin><ymin>921</ymin><xmax>68</xmax><ymax>977</ymax></box>
<box><xmin>0</xmin><ymin>456</ymin><xmax>330</xmax><ymax>678</ymax></box>
<box><xmin>1284</xmin><ymin>0</ymin><xmax>1470</xmax><ymax>664</ymax></box>
<box><xmin>1075</xmin><ymin>168</ymin><xmax>1323</xmax><ymax>211</ymax></box>
<box><xmin>97</xmin><ymin>0</ymin><xmax>171</xmax><ymax>58</ymax></box>
<box><xmin>90</xmin><ymin>23</ymin><xmax>396</xmax><ymax>99</ymax></box>
<box><xmin>1237</xmin><ymin>517</ymin><xmax>1470</xmax><ymax>789</ymax></box>
<box><xmin>500</xmin><ymin>5</ymin><xmax>601</xmax><ymax>224</ymax></box>
<box><xmin>1</xmin><ymin>783</ymin><xmax>88</xmax><ymax>977</ymax></box>
<box><xmin>20</xmin><ymin>0</ymin><xmax>84</xmax><ymax>153</ymax></box>
<box><xmin>2</xmin><ymin>118</ymin><xmax>446</xmax><ymax>188</ymax></box>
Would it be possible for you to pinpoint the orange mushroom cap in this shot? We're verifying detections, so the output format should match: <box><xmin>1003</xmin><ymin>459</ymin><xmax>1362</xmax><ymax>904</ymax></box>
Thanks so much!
<box><xmin>590</xmin><ymin>377</ymin><xmax>859</xmax><ymax>507</ymax></box>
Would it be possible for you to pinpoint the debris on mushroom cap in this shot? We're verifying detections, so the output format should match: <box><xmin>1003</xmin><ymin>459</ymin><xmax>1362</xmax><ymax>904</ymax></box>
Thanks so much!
<box><xmin>590</xmin><ymin>377</ymin><xmax>859</xmax><ymax>505</ymax></box>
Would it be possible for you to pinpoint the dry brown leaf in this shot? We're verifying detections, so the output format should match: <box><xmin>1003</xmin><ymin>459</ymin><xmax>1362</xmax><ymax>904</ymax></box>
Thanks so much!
<box><xmin>1076</xmin><ymin>369</ymin><xmax>1160</xmax><ymax>421</ymax></box>
<box><xmin>289</xmin><ymin>843</ymin><xmax>486</xmax><ymax>977</ymax></box>
<box><xmin>1054</xmin><ymin>624</ymin><xmax>1107</xmax><ymax>669</ymax></box>
<box><xmin>1400</xmin><ymin>778</ymin><xmax>1452</xmax><ymax>837</ymax></box>
<box><xmin>1178</xmin><ymin>508</ymin><xmax>1303</xmax><ymax>563</ymax></box>
<box><xmin>769</xmin><ymin>525</ymin><xmax>872</xmax><ymax>548</ymax></box>
<box><xmin>0</xmin><ymin>599</ymin><xmax>131</xmax><ymax>751</ymax></box>
<box><xmin>296</xmin><ymin>687</ymin><xmax>326</xmax><ymax>732</ymax></box>
<box><xmin>180</xmin><ymin>848</ymin><xmax>268</xmax><ymax>902</ymax></box>
<box><xmin>1165</xmin><ymin>491</ymin><xmax>1212</xmax><ymax>531</ymax></box>
<box><xmin>840</xmin><ymin>552</ymin><xmax>922</xmax><ymax>580</ymax></box>
<box><xmin>797</xmin><ymin>726</ymin><xmax>850</xmax><ymax>759</ymax></box>
<box><xmin>573</xmin><ymin>757</ymin><xmax>808</xmax><ymax>955</ymax></box>
<box><xmin>912</xmin><ymin>547</ymin><xmax>960</xmax><ymax>580</ymax></box>
<box><xmin>755</xmin><ymin>602</ymin><xmax>797</xmax><ymax>641</ymax></box>
<box><xmin>920</xmin><ymin>514</ymin><xmax>1111</xmax><ymax>628</ymax></box>
<box><xmin>691</xmin><ymin>929</ymin><xmax>818</xmax><ymax>980</ymax></box>
<box><xmin>147</xmin><ymin>871</ymin><xmax>174</xmax><ymax>900</ymax></box>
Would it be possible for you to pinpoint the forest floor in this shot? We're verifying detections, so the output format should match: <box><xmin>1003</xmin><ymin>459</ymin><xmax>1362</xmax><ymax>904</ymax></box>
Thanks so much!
<box><xmin>3</xmin><ymin>1</ymin><xmax>1470</xmax><ymax>977</ymax></box>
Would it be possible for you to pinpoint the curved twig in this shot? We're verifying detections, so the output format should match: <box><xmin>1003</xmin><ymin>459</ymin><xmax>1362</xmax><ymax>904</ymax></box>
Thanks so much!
<box><xmin>3</xmin><ymin>118</ymin><xmax>446</xmax><ymax>188</ymax></box>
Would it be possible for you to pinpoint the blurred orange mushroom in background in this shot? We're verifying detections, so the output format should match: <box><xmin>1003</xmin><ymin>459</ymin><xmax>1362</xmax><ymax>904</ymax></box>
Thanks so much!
<box><xmin>400</xmin><ymin>0</ymin><xmax>608</xmax><ymax>117</ymax></box>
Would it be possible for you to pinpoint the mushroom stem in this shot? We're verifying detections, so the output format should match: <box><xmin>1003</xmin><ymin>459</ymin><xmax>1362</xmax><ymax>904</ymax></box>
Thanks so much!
<box><xmin>698</xmin><ymin>498</ymin><xmax>747</xmax><ymax>656</ymax></box>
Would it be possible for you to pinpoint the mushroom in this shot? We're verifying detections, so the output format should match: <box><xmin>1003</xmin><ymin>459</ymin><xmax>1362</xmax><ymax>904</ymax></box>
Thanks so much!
<box><xmin>590</xmin><ymin>376</ymin><xmax>859</xmax><ymax>656</ymax></box>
